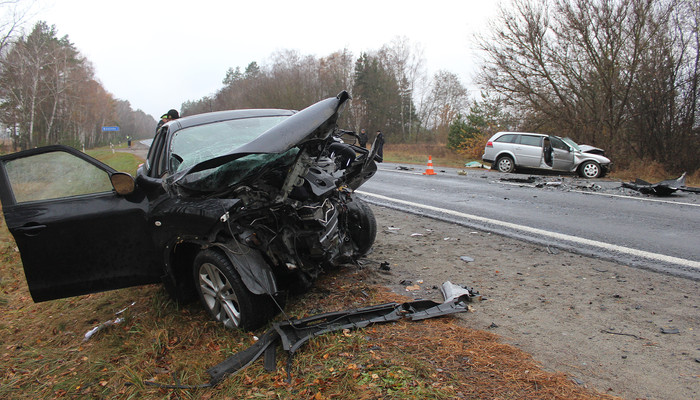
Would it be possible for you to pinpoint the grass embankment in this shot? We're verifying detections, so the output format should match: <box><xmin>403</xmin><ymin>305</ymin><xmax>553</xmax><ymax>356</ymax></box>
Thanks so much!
<box><xmin>85</xmin><ymin>149</ymin><xmax>142</xmax><ymax>176</ymax></box>
<box><xmin>0</xmin><ymin>148</ymin><xmax>621</xmax><ymax>399</ymax></box>
<box><xmin>0</xmin><ymin>250</ymin><xmax>618</xmax><ymax>399</ymax></box>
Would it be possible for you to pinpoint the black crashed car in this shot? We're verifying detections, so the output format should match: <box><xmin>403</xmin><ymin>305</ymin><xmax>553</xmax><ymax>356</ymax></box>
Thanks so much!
<box><xmin>0</xmin><ymin>91</ymin><xmax>379</xmax><ymax>330</ymax></box>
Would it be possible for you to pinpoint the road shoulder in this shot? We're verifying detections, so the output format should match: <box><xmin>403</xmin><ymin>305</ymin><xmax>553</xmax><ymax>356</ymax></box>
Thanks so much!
<box><xmin>369</xmin><ymin>205</ymin><xmax>699</xmax><ymax>400</ymax></box>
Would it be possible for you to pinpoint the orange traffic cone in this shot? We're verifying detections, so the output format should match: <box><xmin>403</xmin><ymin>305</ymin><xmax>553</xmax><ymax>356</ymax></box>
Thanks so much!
<box><xmin>423</xmin><ymin>155</ymin><xmax>437</xmax><ymax>175</ymax></box>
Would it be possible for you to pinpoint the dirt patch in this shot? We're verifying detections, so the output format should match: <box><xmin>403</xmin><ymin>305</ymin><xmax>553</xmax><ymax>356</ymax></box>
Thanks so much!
<box><xmin>367</xmin><ymin>205</ymin><xmax>700</xmax><ymax>400</ymax></box>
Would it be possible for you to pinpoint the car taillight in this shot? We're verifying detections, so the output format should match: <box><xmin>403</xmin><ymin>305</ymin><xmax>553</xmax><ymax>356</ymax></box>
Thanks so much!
<box><xmin>486</xmin><ymin>141</ymin><xmax>493</xmax><ymax>147</ymax></box>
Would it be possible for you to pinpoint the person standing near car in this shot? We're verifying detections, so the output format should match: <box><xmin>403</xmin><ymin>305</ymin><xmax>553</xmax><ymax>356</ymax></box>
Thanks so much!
<box><xmin>375</xmin><ymin>130</ymin><xmax>385</xmax><ymax>162</ymax></box>
<box><xmin>156</xmin><ymin>109</ymin><xmax>180</xmax><ymax>134</ymax></box>
<box><xmin>358</xmin><ymin>128</ymin><xmax>368</xmax><ymax>148</ymax></box>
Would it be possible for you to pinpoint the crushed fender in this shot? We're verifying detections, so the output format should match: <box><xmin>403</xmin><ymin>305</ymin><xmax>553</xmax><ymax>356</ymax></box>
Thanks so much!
<box><xmin>207</xmin><ymin>281</ymin><xmax>480</xmax><ymax>386</ymax></box>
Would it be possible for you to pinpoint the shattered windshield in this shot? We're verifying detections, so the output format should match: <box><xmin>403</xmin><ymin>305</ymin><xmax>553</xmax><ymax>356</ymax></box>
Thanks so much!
<box><xmin>177</xmin><ymin>148</ymin><xmax>299</xmax><ymax>193</ymax></box>
<box><xmin>561</xmin><ymin>137</ymin><xmax>582</xmax><ymax>151</ymax></box>
<box><xmin>170</xmin><ymin>116</ymin><xmax>289</xmax><ymax>172</ymax></box>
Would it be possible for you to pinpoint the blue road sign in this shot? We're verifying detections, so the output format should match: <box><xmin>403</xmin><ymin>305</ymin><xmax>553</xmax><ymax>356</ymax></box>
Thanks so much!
<box><xmin>102</xmin><ymin>126</ymin><xmax>120</xmax><ymax>132</ymax></box>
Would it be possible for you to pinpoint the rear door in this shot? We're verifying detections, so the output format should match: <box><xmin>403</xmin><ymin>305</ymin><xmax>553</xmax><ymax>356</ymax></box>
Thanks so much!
<box><xmin>0</xmin><ymin>145</ymin><xmax>159</xmax><ymax>302</ymax></box>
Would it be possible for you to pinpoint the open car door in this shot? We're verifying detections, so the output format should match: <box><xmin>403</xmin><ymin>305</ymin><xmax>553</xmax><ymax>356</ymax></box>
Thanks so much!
<box><xmin>0</xmin><ymin>145</ymin><xmax>159</xmax><ymax>302</ymax></box>
<box><xmin>549</xmin><ymin>136</ymin><xmax>575</xmax><ymax>171</ymax></box>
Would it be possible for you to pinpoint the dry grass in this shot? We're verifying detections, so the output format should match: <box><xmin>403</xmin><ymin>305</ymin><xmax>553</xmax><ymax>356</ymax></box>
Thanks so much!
<box><xmin>383</xmin><ymin>144</ymin><xmax>469</xmax><ymax>168</ymax></box>
<box><xmin>611</xmin><ymin>158</ymin><xmax>699</xmax><ymax>185</ymax></box>
<box><xmin>0</xmin><ymin>215</ymin><xmax>621</xmax><ymax>399</ymax></box>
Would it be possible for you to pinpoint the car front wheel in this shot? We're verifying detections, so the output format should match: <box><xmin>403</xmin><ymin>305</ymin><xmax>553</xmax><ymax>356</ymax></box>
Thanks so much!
<box><xmin>347</xmin><ymin>198</ymin><xmax>377</xmax><ymax>257</ymax></box>
<box><xmin>579</xmin><ymin>161</ymin><xmax>601</xmax><ymax>178</ymax></box>
<box><xmin>193</xmin><ymin>249</ymin><xmax>273</xmax><ymax>330</ymax></box>
<box><xmin>496</xmin><ymin>156</ymin><xmax>515</xmax><ymax>173</ymax></box>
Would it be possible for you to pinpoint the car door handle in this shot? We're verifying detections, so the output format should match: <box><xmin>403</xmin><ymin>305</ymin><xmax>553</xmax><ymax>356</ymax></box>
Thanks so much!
<box><xmin>15</xmin><ymin>224</ymin><xmax>47</xmax><ymax>236</ymax></box>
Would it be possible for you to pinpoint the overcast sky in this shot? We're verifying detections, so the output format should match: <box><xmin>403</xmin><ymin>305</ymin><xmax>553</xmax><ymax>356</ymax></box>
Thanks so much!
<box><xmin>28</xmin><ymin>0</ymin><xmax>503</xmax><ymax>119</ymax></box>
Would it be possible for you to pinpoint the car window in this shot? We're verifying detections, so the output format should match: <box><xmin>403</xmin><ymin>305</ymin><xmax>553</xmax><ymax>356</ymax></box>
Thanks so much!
<box><xmin>147</xmin><ymin>128</ymin><xmax>168</xmax><ymax>177</ymax></box>
<box><xmin>169</xmin><ymin>116</ymin><xmax>289</xmax><ymax>172</ymax></box>
<box><xmin>550</xmin><ymin>136</ymin><xmax>569</xmax><ymax>150</ymax></box>
<box><xmin>518</xmin><ymin>135</ymin><xmax>542</xmax><ymax>146</ymax></box>
<box><xmin>4</xmin><ymin>151</ymin><xmax>113</xmax><ymax>203</ymax></box>
<box><xmin>494</xmin><ymin>134</ymin><xmax>517</xmax><ymax>143</ymax></box>
<box><xmin>562</xmin><ymin>137</ymin><xmax>582</xmax><ymax>151</ymax></box>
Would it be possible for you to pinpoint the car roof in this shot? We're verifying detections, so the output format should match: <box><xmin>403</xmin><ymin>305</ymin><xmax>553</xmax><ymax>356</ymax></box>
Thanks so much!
<box><xmin>495</xmin><ymin>131</ymin><xmax>546</xmax><ymax>137</ymax></box>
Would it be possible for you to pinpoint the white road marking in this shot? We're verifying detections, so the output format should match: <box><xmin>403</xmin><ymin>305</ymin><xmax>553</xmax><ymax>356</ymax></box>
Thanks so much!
<box><xmin>568</xmin><ymin>190</ymin><xmax>700</xmax><ymax>207</ymax></box>
<box><xmin>378</xmin><ymin>168</ymin><xmax>423</xmax><ymax>175</ymax></box>
<box><xmin>497</xmin><ymin>181</ymin><xmax>536</xmax><ymax>188</ymax></box>
<box><xmin>357</xmin><ymin>190</ymin><xmax>700</xmax><ymax>270</ymax></box>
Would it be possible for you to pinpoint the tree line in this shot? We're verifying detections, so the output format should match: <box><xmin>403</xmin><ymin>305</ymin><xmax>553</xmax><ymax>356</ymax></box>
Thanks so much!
<box><xmin>184</xmin><ymin>0</ymin><xmax>698</xmax><ymax>173</ymax></box>
<box><xmin>1</xmin><ymin>0</ymin><xmax>697</xmax><ymax>174</ymax></box>
<box><xmin>181</xmin><ymin>39</ymin><xmax>471</xmax><ymax>147</ymax></box>
<box><xmin>0</xmin><ymin>19</ymin><xmax>154</xmax><ymax>151</ymax></box>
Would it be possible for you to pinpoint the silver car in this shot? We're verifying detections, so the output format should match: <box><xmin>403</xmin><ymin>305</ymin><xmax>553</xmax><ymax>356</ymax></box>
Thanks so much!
<box><xmin>482</xmin><ymin>132</ymin><xmax>611</xmax><ymax>178</ymax></box>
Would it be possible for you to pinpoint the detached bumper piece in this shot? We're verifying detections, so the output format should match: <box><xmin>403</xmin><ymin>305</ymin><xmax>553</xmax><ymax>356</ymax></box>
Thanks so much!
<box><xmin>207</xmin><ymin>282</ymin><xmax>479</xmax><ymax>386</ymax></box>
<box><xmin>622</xmin><ymin>172</ymin><xmax>687</xmax><ymax>196</ymax></box>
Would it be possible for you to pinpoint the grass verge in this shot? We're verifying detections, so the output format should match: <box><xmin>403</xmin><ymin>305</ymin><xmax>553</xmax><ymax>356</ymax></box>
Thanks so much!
<box><xmin>84</xmin><ymin>149</ymin><xmax>142</xmax><ymax>176</ymax></box>
<box><xmin>0</xmin><ymin>209</ymin><xmax>620</xmax><ymax>400</ymax></box>
<box><xmin>0</xmin><ymin>243</ymin><xmax>620</xmax><ymax>399</ymax></box>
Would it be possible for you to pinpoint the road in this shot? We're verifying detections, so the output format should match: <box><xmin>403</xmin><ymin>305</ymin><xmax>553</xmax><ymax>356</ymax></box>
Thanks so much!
<box><xmin>357</xmin><ymin>162</ymin><xmax>700</xmax><ymax>280</ymax></box>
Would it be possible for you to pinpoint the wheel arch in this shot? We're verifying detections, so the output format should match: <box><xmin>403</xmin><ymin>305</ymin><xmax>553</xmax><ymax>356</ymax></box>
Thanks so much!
<box><xmin>577</xmin><ymin>159</ymin><xmax>602</xmax><ymax>178</ymax></box>
<box><xmin>495</xmin><ymin>152</ymin><xmax>517</xmax><ymax>164</ymax></box>
<box><xmin>211</xmin><ymin>243</ymin><xmax>278</xmax><ymax>296</ymax></box>
<box><xmin>494</xmin><ymin>152</ymin><xmax>517</xmax><ymax>172</ymax></box>
<box><xmin>164</xmin><ymin>240</ymin><xmax>278</xmax><ymax>301</ymax></box>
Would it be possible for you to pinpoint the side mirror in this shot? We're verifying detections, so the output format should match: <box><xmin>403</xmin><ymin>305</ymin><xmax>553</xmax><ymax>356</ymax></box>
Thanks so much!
<box><xmin>110</xmin><ymin>172</ymin><xmax>136</xmax><ymax>195</ymax></box>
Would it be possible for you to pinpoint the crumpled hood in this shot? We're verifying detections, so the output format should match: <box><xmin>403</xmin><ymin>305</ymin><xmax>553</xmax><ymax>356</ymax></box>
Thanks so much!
<box><xmin>167</xmin><ymin>91</ymin><xmax>351</xmax><ymax>186</ymax></box>
<box><xmin>578</xmin><ymin>144</ymin><xmax>605</xmax><ymax>155</ymax></box>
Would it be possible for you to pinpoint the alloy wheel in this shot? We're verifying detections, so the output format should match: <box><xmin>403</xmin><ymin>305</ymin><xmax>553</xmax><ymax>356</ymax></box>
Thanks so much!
<box><xmin>197</xmin><ymin>262</ymin><xmax>241</xmax><ymax>329</ymax></box>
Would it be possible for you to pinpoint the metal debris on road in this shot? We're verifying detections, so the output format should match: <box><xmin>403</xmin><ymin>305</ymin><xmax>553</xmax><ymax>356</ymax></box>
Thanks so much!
<box><xmin>622</xmin><ymin>173</ymin><xmax>687</xmax><ymax>196</ymax></box>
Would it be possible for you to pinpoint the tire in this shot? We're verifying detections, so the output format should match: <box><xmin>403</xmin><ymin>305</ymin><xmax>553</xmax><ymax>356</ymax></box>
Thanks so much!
<box><xmin>578</xmin><ymin>161</ymin><xmax>601</xmax><ymax>178</ymax></box>
<box><xmin>496</xmin><ymin>156</ymin><xmax>515</xmax><ymax>173</ymax></box>
<box><xmin>193</xmin><ymin>249</ymin><xmax>274</xmax><ymax>330</ymax></box>
<box><xmin>346</xmin><ymin>198</ymin><xmax>377</xmax><ymax>257</ymax></box>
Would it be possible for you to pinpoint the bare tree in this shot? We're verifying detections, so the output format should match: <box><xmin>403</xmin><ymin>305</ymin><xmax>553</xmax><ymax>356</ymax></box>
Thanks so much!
<box><xmin>420</xmin><ymin>70</ymin><xmax>468</xmax><ymax>137</ymax></box>
<box><xmin>379</xmin><ymin>37</ymin><xmax>426</xmax><ymax>140</ymax></box>
<box><xmin>0</xmin><ymin>0</ymin><xmax>34</xmax><ymax>56</ymax></box>
<box><xmin>477</xmin><ymin>0</ymin><xmax>698</xmax><ymax>172</ymax></box>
